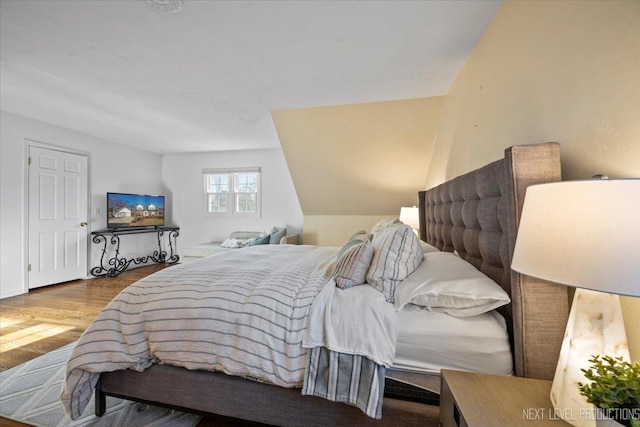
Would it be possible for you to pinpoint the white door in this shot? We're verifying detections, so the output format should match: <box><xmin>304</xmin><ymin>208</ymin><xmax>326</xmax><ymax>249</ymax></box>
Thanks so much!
<box><xmin>28</xmin><ymin>146</ymin><xmax>88</xmax><ymax>289</ymax></box>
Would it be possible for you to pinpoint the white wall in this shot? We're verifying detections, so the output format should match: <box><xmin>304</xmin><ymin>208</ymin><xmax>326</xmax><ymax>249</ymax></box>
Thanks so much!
<box><xmin>162</xmin><ymin>149</ymin><xmax>303</xmax><ymax>249</ymax></box>
<box><xmin>0</xmin><ymin>110</ymin><xmax>164</xmax><ymax>299</ymax></box>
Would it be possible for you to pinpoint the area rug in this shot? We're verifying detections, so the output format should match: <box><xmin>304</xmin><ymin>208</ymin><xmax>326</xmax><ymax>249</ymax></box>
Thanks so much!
<box><xmin>0</xmin><ymin>342</ymin><xmax>202</xmax><ymax>426</ymax></box>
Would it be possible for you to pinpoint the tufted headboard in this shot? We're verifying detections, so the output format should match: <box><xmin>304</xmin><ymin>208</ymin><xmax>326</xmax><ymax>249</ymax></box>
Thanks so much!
<box><xmin>418</xmin><ymin>142</ymin><xmax>569</xmax><ymax>380</ymax></box>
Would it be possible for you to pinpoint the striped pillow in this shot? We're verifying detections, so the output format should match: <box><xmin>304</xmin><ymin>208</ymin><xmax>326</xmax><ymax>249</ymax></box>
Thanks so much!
<box><xmin>336</xmin><ymin>231</ymin><xmax>369</xmax><ymax>260</ymax></box>
<box><xmin>370</xmin><ymin>217</ymin><xmax>401</xmax><ymax>236</ymax></box>
<box><xmin>335</xmin><ymin>240</ymin><xmax>375</xmax><ymax>289</ymax></box>
<box><xmin>366</xmin><ymin>224</ymin><xmax>423</xmax><ymax>302</ymax></box>
<box><xmin>347</xmin><ymin>230</ymin><xmax>368</xmax><ymax>241</ymax></box>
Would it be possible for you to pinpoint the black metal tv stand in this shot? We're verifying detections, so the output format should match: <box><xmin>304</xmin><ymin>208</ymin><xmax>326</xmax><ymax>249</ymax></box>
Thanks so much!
<box><xmin>90</xmin><ymin>226</ymin><xmax>180</xmax><ymax>277</ymax></box>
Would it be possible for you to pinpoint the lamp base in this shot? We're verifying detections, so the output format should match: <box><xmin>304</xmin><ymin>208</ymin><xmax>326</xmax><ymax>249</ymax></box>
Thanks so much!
<box><xmin>550</xmin><ymin>288</ymin><xmax>630</xmax><ymax>427</ymax></box>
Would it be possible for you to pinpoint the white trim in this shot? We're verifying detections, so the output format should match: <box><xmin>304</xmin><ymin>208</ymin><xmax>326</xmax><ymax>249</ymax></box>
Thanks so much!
<box><xmin>202</xmin><ymin>167</ymin><xmax>260</xmax><ymax>174</ymax></box>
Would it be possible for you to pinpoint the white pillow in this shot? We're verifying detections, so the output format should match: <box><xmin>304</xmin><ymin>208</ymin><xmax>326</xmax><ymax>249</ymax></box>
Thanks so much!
<box><xmin>393</xmin><ymin>251</ymin><xmax>510</xmax><ymax>317</ymax></box>
<box><xmin>419</xmin><ymin>240</ymin><xmax>439</xmax><ymax>254</ymax></box>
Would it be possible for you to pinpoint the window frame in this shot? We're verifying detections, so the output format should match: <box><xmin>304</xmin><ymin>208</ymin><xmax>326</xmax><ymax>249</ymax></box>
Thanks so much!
<box><xmin>202</xmin><ymin>168</ymin><xmax>261</xmax><ymax>218</ymax></box>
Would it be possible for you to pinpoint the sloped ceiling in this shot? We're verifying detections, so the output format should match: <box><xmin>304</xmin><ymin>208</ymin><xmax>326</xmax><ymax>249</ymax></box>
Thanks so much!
<box><xmin>273</xmin><ymin>97</ymin><xmax>445</xmax><ymax>215</ymax></box>
<box><xmin>0</xmin><ymin>0</ymin><xmax>501</xmax><ymax>154</ymax></box>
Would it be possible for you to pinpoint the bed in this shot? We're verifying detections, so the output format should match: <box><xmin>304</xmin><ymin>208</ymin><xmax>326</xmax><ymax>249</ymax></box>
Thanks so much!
<box><xmin>63</xmin><ymin>142</ymin><xmax>569</xmax><ymax>426</ymax></box>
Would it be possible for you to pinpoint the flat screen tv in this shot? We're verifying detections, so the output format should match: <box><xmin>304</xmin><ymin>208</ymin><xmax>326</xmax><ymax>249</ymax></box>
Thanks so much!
<box><xmin>107</xmin><ymin>192</ymin><xmax>165</xmax><ymax>229</ymax></box>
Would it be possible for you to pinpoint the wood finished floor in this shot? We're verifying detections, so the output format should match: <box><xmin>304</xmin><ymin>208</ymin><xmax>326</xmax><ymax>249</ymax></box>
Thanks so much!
<box><xmin>0</xmin><ymin>264</ymin><xmax>263</xmax><ymax>427</ymax></box>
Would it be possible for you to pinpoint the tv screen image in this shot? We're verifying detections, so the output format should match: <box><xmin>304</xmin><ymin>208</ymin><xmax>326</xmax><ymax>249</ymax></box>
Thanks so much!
<box><xmin>107</xmin><ymin>192</ymin><xmax>165</xmax><ymax>229</ymax></box>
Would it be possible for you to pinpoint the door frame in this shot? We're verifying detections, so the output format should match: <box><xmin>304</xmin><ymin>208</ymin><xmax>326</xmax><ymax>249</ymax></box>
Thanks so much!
<box><xmin>23</xmin><ymin>139</ymin><xmax>91</xmax><ymax>293</ymax></box>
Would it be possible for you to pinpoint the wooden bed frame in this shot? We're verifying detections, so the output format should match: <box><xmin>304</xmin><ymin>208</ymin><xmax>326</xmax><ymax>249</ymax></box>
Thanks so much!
<box><xmin>95</xmin><ymin>142</ymin><xmax>569</xmax><ymax>426</ymax></box>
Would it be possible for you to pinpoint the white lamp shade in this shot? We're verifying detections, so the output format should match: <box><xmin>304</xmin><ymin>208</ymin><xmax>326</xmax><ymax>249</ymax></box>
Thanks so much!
<box><xmin>511</xmin><ymin>179</ymin><xmax>640</xmax><ymax>297</ymax></box>
<box><xmin>399</xmin><ymin>206</ymin><xmax>420</xmax><ymax>230</ymax></box>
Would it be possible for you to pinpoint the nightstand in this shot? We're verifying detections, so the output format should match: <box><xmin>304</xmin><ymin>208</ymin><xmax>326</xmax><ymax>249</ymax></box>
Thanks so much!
<box><xmin>440</xmin><ymin>369</ymin><xmax>572</xmax><ymax>427</ymax></box>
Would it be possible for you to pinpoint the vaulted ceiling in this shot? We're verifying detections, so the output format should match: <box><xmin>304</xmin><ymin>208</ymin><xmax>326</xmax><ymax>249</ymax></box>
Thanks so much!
<box><xmin>0</xmin><ymin>0</ymin><xmax>501</xmax><ymax>154</ymax></box>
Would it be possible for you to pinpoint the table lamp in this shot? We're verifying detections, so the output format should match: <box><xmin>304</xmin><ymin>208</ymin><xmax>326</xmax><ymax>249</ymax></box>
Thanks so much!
<box><xmin>511</xmin><ymin>178</ymin><xmax>640</xmax><ymax>427</ymax></box>
<box><xmin>399</xmin><ymin>206</ymin><xmax>420</xmax><ymax>235</ymax></box>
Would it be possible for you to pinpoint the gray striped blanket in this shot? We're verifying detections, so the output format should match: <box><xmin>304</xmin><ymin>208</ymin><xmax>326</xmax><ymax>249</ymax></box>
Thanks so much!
<box><xmin>61</xmin><ymin>245</ymin><xmax>391</xmax><ymax>420</ymax></box>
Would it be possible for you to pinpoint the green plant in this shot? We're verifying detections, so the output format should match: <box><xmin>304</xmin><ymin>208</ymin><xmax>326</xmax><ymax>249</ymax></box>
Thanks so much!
<box><xmin>578</xmin><ymin>355</ymin><xmax>640</xmax><ymax>427</ymax></box>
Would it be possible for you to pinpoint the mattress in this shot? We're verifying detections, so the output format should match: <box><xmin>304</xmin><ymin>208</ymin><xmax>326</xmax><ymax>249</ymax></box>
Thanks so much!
<box><xmin>392</xmin><ymin>305</ymin><xmax>513</xmax><ymax>376</ymax></box>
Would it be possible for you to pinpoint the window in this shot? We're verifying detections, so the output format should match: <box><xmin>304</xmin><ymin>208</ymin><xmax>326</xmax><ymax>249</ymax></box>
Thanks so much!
<box><xmin>203</xmin><ymin>168</ymin><xmax>261</xmax><ymax>216</ymax></box>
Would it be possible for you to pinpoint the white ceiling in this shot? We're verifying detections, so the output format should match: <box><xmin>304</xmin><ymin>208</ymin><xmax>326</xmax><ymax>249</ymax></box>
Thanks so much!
<box><xmin>0</xmin><ymin>0</ymin><xmax>501</xmax><ymax>154</ymax></box>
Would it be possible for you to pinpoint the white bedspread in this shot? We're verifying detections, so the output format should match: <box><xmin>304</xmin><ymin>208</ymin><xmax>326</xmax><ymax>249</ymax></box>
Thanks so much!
<box><xmin>61</xmin><ymin>245</ymin><xmax>337</xmax><ymax>419</ymax></box>
<box><xmin>304</xmin><ymin>280</ymin><xmax>398</xmax><ymax>367</ymax></box>
<box><xmin>61</xmin><ymin>244</ymin><xmax>398</xmax><ymax>420</ymax></box>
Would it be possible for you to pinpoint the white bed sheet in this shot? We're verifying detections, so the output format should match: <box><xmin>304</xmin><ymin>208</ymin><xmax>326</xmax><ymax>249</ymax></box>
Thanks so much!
<box><xmin>392</xmin><ymin>304</ymin><xmax>513</xmax><ymax>376</ymax></box>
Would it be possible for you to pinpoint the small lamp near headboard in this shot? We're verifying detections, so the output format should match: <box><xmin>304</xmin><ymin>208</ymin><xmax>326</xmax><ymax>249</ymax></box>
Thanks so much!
<box><xmin>511</xmin><ymin>178</ymin><xmax>640</xmax><ymax>427</ymax></box>
<box><xmin>399</xmin><ymin>206</ymin><xmax>420</xmax><ymax>235</ymax></box>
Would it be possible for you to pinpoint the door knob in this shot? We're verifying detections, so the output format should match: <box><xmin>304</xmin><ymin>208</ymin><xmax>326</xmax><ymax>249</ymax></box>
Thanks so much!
<box><xmin>80</xmin><ymin>222</ymin><xmax>88</xmax><ymax>227</ymax></box>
